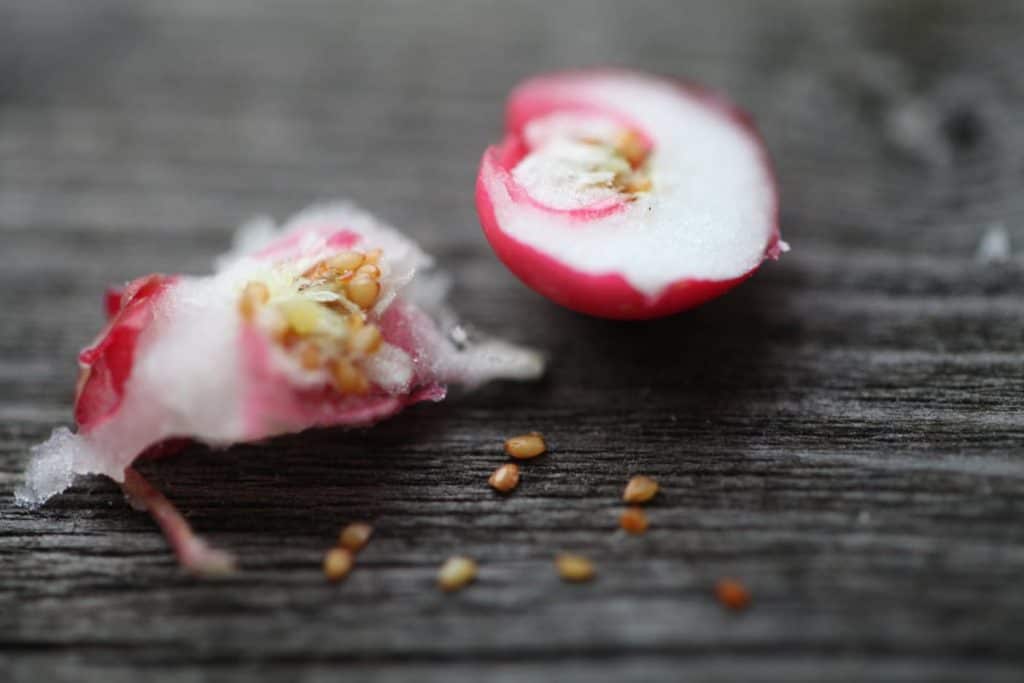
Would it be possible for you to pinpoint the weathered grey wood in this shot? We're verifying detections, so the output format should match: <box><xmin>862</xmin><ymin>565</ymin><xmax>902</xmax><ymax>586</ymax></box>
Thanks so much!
<box><xmin>3</xmin><ymin>1</ymin><xmax>1024</xmax><ymax>681</ymax></box>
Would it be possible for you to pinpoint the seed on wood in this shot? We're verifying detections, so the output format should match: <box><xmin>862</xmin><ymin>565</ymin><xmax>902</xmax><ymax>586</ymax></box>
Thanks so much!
<box><xmin>438</xmin><ymin>556</ymin><xmax>478</xmax><ymax>592</ymax></box>
<box><xmin>715</xmin><ymin>578</ymin><xmax>751</xmax><ymax>611</ymax></box>
<box><xmin>555</xmin><ymin>553</ymin><xmax>596</xmax><ymax>582</ymax></box>
<box><xmin>619</xmin><ymin>506</ymin><xmax>649</xmax><ymax>534</ymax></box>
<box><xmin>323</xmin><ymin>547</ymin><xmax>354</xmax><ymax>582</ymax></box>
<box><xmin>623</xmin><ymin>475</ymin><xmax>659</xmax><ymax>504</ymax></box>
<box><xmin>339</xmin><ymin>522</ymin><xmax>373</xmax><ymax>552</ymax></box>
<box><xmin>504</xmin><ymin>432</ymin><xmax>546</xmax><ymax>459</ymax></box>
<box><xmin>488</xmin><ymin>463</ymin><xmax>520</xmax><ymax>492</ymax></box>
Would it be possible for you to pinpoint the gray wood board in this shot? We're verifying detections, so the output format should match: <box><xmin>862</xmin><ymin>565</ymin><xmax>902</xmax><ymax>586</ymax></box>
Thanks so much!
<box><xmin>3</xmin><ymin>1</ymin><xmax>1024</xmax><ymax>681</ymax></box>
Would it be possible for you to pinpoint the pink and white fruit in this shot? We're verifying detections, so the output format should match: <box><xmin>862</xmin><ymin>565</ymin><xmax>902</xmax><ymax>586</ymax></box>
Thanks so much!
<box><xmin>476</xmin><ymin>69</ymin><xmax>785</xmax><ymax>319</ymax></box>
<box><xmin>18</xmin><ymin>202</ymin><xmax>544</xmax><ymax>573</ymax></box>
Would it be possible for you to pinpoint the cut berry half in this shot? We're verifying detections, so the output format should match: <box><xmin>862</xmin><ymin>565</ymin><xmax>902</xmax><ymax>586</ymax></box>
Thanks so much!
<box><xmin>476</xmin><ymin>69</ymin><xmax>785</xmax><ymax>319</ymax></box>
<box><xmin>18</xmin><ymin>202</ymin><xmax>544</xmax><ymax>575</ymax></box>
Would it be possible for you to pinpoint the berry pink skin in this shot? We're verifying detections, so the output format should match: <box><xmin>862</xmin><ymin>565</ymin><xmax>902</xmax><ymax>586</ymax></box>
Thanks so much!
<box><xmin>476</xmin><ymin>69</ymin><xmax>783</xmax><ymax>320</ymax></box>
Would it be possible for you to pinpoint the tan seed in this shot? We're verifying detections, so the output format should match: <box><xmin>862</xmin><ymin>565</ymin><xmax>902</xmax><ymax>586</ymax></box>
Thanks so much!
<box><xmin>623</xmin><ymin>475</ymin><xmax>659</xmax><ymax>504</ymax></box>
<box><xmin>328</xmin><ymin>250</ymin><xmax>365</xmax><ymax>272</ymax></box>
<box><xmin>323</xmin><ymin>547</ymin><xmax>354</xmax><ymax>582</ymax></box>
<box><xmin>619</xmin><ymin>506</ymin><xmax>649</xmax><ymax>534</ymax></box>
<box><xmin>437</xmin><ymin>556</ymin><xmax>477</xmax><ymax>592</ymax></box>
<box><xmin>555</xmin><ymin>553</ymin><xmax>595</xmax><ymax>582</ymax></box>
<box><xmin>339</xmin><ymin>522</ymin><xmax>373</xmax><ymax>552</ymax></box>
<box><xmin>504</xmin><ymin>432</ymin><xmax>546</xmax><ymax>459</ymax></box>
<box><xmin>347</xmin><ymin>276</ymin><xmax>381</xmax><ymax>309</ymax></box>
<box><xmin>348</xmin><ymin>324</ymin><xmax>383</xmax><ymax>356</ymax></box>
<box><xmin>616</xmin><ymin>130</ymin><xmax>649</xmax><ymax>168</ymax></box>
<box><xmin>488</xmin><ymin>463</ymin><xmax>520</xmax><ymax>493</ymax></box>
<box><xmin>330</xmin><ymin>358</ymin><xmax>370</xmax><ymax>395</ymax></box>
<box><xmin>715</xmin><ymin>578</ymin><xmax>751</xmax><ymax>611</ymax></box>
<box><xmin>355</xmin><ymin>263</ymin><xmax>381</xmax><ymax>278</ymax></box>
<box><xmin>297</xmin><ymin>343</ymin><xmax>322</xmax><ymax>370</ymax></box>
<box><xmin>238</xmin><ymin>281</ymin><xmax>270</xmax><ymax>321</ymax></box>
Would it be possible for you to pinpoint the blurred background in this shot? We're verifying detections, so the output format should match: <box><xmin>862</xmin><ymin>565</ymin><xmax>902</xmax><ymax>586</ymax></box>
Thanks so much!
<box><xmin>4</xmin><ymin>2</ymin><xmax>1024</xmax><ymax>682</ymax></box>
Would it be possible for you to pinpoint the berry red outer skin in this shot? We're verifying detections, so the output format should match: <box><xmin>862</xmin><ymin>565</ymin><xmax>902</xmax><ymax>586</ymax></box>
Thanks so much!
<box><xmin>476</xmin><ymin>69</ymin><xmax>781</xmax><ymax>320</ymax></box>
<box><xmin>75</xmin><ymin>274</ymin><xmax>177</xmax><ymax>430</ymax></box>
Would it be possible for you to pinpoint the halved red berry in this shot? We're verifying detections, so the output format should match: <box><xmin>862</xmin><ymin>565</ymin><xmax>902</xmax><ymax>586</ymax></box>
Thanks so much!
<box><xmin>476</xmin><ymin>69</ymin><xmax>784</xmax><ymax>319</ymax></box>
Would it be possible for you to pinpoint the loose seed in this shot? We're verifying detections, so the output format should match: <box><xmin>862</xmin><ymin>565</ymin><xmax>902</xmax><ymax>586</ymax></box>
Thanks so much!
<box><xmin>347</xmin><ymin>276</ymin><xmax>381</xmax><ymax>309</ymax></box>
<box><xmin>238</xmin><ymin>281</ymin><xmax>270</xmax><ymax>320</ymax></box>
<box><xmin>330</xmin><ymin>358</ymin><xmax>370</xmax><ymax>395</ymax></box>
<box><xmin>555</xmin><ymin>553</ymin><xmax>596</xmax><ymax>582</ymax></box>
<box><xmin>323</xmin><ymin>547</ymin><xmax>354</xmax><ymax>582</ymax></box>
<box><xmin>504</xmin><ymin>432</ymin><xmax>546</xmax><ymax>459</ymax></box>
<box><xmin>328</xmin><ymin>250</ymin><xmax>365</xmax><ymax>272</ymax></box>
<box><xmin>339</xmin><ymin>522</ymin><xmax>373</xmax><ymax>552</ymax></box>
<box><xmin>715</xmin><ymin>578</ymin><xmax>751</xmax><ymax>611</ymax></box>
<box><xmin>348</xmin><ymin>324</ymin><xmax>383</xmax><ymax>356</ymax></box>
<box><xmin>437</xmin><ymin>556</ymin><xmax>478</xmax><ymax>592</ymax></box>
<box><xmin>623</xmin><ymin>475</ymin><xmax>659</xmax><ymax>504</ymax></box>
<box><xmin>619</xmin><ymin>506</ymin><xmax>649</xmax><ymax>534</ymax></box>
<box><xmin>488</xmin><ymin>463</ymin><xmax>520</xmax><ymax>493</ymax></box>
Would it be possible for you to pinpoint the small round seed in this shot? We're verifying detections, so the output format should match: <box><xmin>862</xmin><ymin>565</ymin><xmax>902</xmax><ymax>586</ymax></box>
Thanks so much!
<box><xmin>438</xmin><ymin>556</ymin><xmax>478</xmax><ymax>592</ymax></box>
<box><xmin>623</xmin><ymin>475</ymin><xmax>659</xmax><ymax>504</ymax></box>
<box><xmin>715</xmin><ymin>578</ymin><xmax>751</xmax><ymax>611</ymax></box>
<box><xmin>238</xmin><ymin>281</ymin><xmax>270</xmax><ymax>320</ymax></box>
<box><xmin>348</xmin><ymin>324</ymin><xmax>383</xmax><ymax>356</ymax></box>
<box><xmin>619</xmin><ymin>506</ymin><xmax>649</xmax><ymax>534</ymax></box>
<box><xmin>616</xmin><ymin>130</ymin><xmax>648</xmax><ymax>168</ymax></box>
<box><xmin>339</xmin><ymin>522</ymin><xmax>373</xmax><ymax>552</ymax></box>
<box><xmin>488</xmin><ymin>463</ymin><xmax>520</xmax><ymax>493</ymax></box>
<box><xmin>330</xmin><ymin>358</ymin><xmax>370</xmax><ymax>395</ymax></box>
<box><xmin>504</xmin><ymin>432</ymin><xmax>546</xmax><ymax>459</ymax></box>
<box><xmin>555</xmin><ymin>553</ymin><xmax>595</xmax><ymax>582</ymax></box>
<box><xmin>355</xmin><ymin>263</ymin><xmax>381</xmax><ymax>278</ymax></box>
<box><xmin>328</xmin><ymin>250</ymin><xmax>365</xmax><ymax>272</ymax></box>
<box><xmin>323</xmin><ymin>547</ymin><xmax>354</xmax><ymax>582</ymax></box>
<box><xmin>297</xmin><ymin>343</ymin><xmax>322</xmax><ymax>370</ymax></box>
<box><xmin>347</xmin><ymin>276</ymin><xmax>381</xmax><ymax>309</ymax></box>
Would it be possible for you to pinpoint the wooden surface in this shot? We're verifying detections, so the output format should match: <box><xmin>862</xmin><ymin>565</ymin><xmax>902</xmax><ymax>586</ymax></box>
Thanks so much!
<box><xmin>4</xmin><ymin>1</ymin><xmax>1024</xmax><ymax>681</ymax></box>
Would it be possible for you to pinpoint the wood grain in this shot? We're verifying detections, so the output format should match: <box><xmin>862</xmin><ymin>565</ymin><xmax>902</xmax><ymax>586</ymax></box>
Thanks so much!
<box><xmin>3</xmin><ymin>1</ymin><xmax>1024</xmax><ymax>681</ymax></box>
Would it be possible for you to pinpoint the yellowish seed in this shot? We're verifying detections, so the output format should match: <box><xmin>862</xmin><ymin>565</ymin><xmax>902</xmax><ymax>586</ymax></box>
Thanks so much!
<box><xmin>239</xmin><ymin>281</ymin><xmax>270</xmax><ymax>321</ymax></box>
<box><xmin>323</xmin><ymin>547</ymin><xmax>354</xmax><ymax>582</ymax></box>
<box><xmin>339</xmin><ymin>522</ymin><xmax>373</xmax><ymax>552</ymax></box>
<box><xmin>356</xmin><ymin>263</ymin><xmax>381</xmax><ymax>278</ymax></box>
<box><xmin>555</xmin><ymin>553</ymin><xmax>595</xmax><ymax>582</ymax></box>
<box><xmin>348</xmin><ymin>324</ymin><xmax>383</xmax><ymax>356</ymax></box>
<box><xmin>297</xmin><ymin>343</ymin><xmax>322</xmax><ymax>370</ymax></box>
<box><xmin>281</xmin><ymin>298</ymin><xmax>323</xmax><ymax>335</ymax></box>
<box><xmin>488</xmin><ymin>463</ymin><xmax>520</xmax><ymax>493</ymax></box>
<box><xmin>623</xmin><ymin>475</ymin><xmax>659</xmax><ymax>504</ymax></box>
<box><xmin>619</xmin><ymin>506</ymin><xmax>649</xmax><ymax>534</ymax></box>
<box><xmin>437</xmin><ymin>556</ymin><xmax>478</xmax><ymax>592</ymax></box>
<box><xmin>504</xmin><ymin>432</ymin><xmax>546</xmax><ymax>459</ymax></box>
<box><xmin>330</xmin><ymin>358</ymin><xmax>370</xmax><ymax>395</ymax></box>
<box><xmin>347</xmin><ymin>276</ymin><xmax>381</xmax><ymax>309</ymax></box>
<box><xmin>328</xmin><ymin>250</ymin><xmax>365</xmax><ymax>272</ymax></box>
<box><xmin>616</xmin><ymin>130</ymin><xmax>648</xmax><ymax>168</ymax></box>
<box><xmin>364</xmin><ymin>249</ymin><xmax>382</xmax><ymax>265</ymax></box>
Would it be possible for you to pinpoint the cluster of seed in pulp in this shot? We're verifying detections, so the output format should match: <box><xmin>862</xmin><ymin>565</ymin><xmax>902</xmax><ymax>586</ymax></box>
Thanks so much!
<box><xmin>238</xmin><ymin>248</ymin><xmax>386</xmax><ymax>396</ymax></box>
<box><xmin>581</xmin><ymin>129</ymin><xmax>653</xmax><ymax>196</ymax></box>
